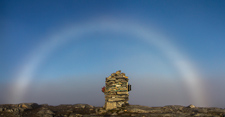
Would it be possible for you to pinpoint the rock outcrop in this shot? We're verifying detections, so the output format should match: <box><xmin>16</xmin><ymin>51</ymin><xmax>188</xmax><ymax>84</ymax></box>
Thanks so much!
<box><xmin>1</xmin><ymin>103</ymin><xmax>224</xmax><ymax>117</ymax></box>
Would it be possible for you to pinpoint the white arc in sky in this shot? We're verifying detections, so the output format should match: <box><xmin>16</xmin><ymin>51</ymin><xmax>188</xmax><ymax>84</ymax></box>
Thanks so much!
<box><xmin>10</xmin><ymin>20</ymin><xmax>208</xmax><ymax>107</ymax></box>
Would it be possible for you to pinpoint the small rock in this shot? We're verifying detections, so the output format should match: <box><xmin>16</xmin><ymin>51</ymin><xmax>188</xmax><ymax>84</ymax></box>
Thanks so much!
<box><xmin>37</xmin><ymin>108</ymin><xmax>55</xmax><ymax>116</ymax></box>
<box><xmin>188</xmin><ymin>104</ymin><xmax>195</xmax><ymax>108</ymax></box>
<box><xmin>111</xmin><ymin>112</ymin><xmax>118</xmax><ymax>115</ymax></box>
<box><xmin>193</xmin><ymin>113</ymin><xmax>211</xmax><ymax>117</ymax></box>
<box><xmin>42</xmin><ymin>114</ymin><xmax>53</xmax><ymax>117</ymax></box>
<box><xmin>73</xmin><ymin>104</ymin><xmax>93</xmax><ymax>108</ymax></box>
<box><xmin>197</xmin><ymin>108</ymin><xmax>208</xmax><ymax>113</ymax></box>
<box><xmin>46</xmin><ymin>110</ymin><xmax>55</xmax><ymax>115</ymax></box>
<box><xmin>111</xmin><ymin>73</ymin><xmax>116</xmax><ymax>76</ymax></box>
<box><xmin>19</xmin><ymin>108</ymin><xmax>24</xmax><ymax>112</ymax></box>
<box><xmin>69</xmin><ymin>113</ymin><xmax>83</xmax><ymax>117</ymax></box>
<box><xmin>128</xmin><ymin>108</ymin><xmax>149</xmax><ymax>113</ymax></box>
<box><xmin>13</xmin><ymin>108</ymin><xmax>19</xmax><ymax>112</ymax></box>
<box><xmin>162</xmin><ymin>114</ymin><xmax>174</xmax><ymax>117</ymax></box>
<box><xmin>41</xmin><ymin>104</ymin><xmax>49</xmax><ymax>107</ymax></box>
<box><xmin>6</xmin><ymin>109</ymin><xmax>14</xmax><ymax>112</ymax></box>
<box><xmin>116</xmin><ymin>70</ymin><xmax>121</xmax><ymax>75</ymax></box>
<box><xmin>118</xmin><ymin>110</ymin><xmax>124</xmax><ymax>114</ymax></box>
<box><xmin>67</xmin><ymin>108</ymin><xmax>73</xmax><ymax>113</ymax></box>
<box><xmin>96</xmin><ymin>108</ymin><xmax>107</xmax><ymax>115</ymax></box>
<box><xmin>95</xmin><ymin>108</ymin><xmax>99</xmax><ymax>113</ymax></box>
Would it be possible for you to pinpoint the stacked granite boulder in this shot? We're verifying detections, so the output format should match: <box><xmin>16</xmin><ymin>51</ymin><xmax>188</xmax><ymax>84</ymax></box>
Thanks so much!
<box><xmin>104</xmin><ymin>70</ymin><xmax>131</xmax><ymax>110</ymax></box>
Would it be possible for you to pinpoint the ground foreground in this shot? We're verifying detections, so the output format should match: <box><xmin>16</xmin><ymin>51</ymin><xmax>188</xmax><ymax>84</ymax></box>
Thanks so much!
<box><xmin>0</xmin><ymin>103</ymin><xmax>225</xmax><ymax>117</ymax></box>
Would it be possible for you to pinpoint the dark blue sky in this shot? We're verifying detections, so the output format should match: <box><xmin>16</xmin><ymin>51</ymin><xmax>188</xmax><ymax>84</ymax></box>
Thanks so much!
<box><xmin>1</xmin><ymin>0</ymin><xmax>225</xmax><ymax>107</ymax></box>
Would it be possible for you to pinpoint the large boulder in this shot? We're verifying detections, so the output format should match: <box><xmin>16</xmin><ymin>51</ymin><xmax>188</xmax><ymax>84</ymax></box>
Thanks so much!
<box><xmin>37</xmin><ymin>108</ymin><xmax>55</xmax><ymax>117</ymax></box>
<box><xmin>95</xmin><ymin>108</ymin><xmax>107</xmax><ymax>115</ymax></box>
<box><xmin>187</xmin><ymin>104</ymin><xmax>195</xmax><ymax>108</ymax></box>
<box><xmin>19</xmin><ymin>103</ymin><xmax>39</xmax><ymax>109</ymax></box>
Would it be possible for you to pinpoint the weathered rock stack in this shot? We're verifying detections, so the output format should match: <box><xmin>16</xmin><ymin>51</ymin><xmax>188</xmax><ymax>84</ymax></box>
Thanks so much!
<box><xmin>103</xmin><ymin>70</ymin><xmax>131</xmax><ymax>110</ymax></box>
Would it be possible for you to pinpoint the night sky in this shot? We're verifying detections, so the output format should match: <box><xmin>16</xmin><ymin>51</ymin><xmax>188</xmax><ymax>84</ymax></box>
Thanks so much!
<box><xmin>1</xmin><ymin>0</ymin><xmax>225</xmax><ymax>108</ymax></box>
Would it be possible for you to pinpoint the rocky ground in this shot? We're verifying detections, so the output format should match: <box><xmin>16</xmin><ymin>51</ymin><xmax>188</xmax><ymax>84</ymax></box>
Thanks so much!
<box><xmin>0</xmin><ymin>103</ymin><xmax>225</xmax><ymax>117</ymax></box>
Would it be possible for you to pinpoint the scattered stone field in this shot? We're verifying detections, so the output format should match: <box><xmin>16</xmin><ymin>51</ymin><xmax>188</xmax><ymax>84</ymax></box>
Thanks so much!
<box><xmin>0</xmin><ymin>103</ymin><xmax>225</xmax><ymax>117</ymax></box>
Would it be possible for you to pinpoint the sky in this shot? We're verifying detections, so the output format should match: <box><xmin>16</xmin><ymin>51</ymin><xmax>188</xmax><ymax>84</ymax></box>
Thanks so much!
<box><xmin>1</xmin><ymin>0</ymin><xmax>225</xmax><ymax>108</ymax></box>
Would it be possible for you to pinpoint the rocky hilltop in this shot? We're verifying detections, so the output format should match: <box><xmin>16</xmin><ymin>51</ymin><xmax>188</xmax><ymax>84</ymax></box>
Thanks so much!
<box><xmin>0</xmin><ymin>103</ymin><xmax>225</xmax><ymax>117</ymax></box>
